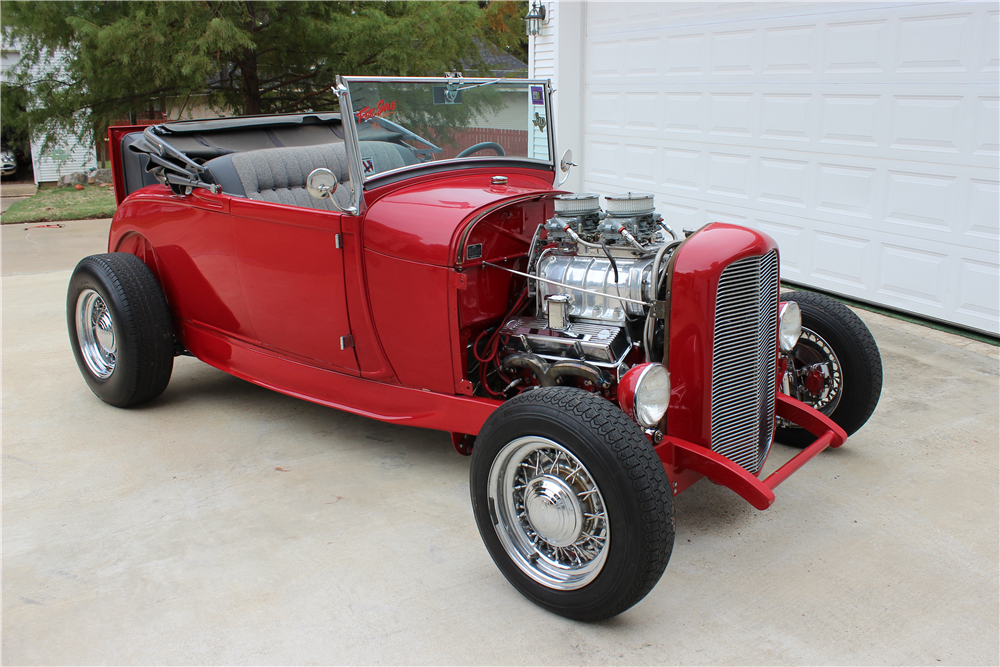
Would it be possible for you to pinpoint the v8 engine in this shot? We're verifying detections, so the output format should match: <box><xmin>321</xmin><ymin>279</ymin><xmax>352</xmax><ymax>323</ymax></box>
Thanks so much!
<box><xmin>493</xmin><ymin>192</ymin><xmax>679</xmax><ymax>394</ymax></box>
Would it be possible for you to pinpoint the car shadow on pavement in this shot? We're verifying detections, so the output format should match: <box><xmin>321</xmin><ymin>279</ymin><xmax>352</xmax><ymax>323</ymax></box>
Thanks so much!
<box><xmin>127</xmin><ymin>354</ymin><xmax>469</xmax><ymax>469</ymax></box>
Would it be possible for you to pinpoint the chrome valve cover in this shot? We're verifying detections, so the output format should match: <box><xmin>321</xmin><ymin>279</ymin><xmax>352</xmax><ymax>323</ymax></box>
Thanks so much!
<box><xmin>499</xmin><ymin>316</ymin><xmax>630</xmax><ymax>366</ymax></box>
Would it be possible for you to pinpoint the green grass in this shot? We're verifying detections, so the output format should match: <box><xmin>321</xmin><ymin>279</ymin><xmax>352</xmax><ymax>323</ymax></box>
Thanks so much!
<box><xmin>1</xmin><ymin>184</ymin><xmax>117</xmax><ymax>224</ymax></box>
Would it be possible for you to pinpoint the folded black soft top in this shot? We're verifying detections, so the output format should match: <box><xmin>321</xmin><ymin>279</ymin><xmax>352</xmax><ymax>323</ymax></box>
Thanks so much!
<box><xmin>158</xmin><ymin>112</ymin><xmax>341</xmax><ymax>134</ymax></box>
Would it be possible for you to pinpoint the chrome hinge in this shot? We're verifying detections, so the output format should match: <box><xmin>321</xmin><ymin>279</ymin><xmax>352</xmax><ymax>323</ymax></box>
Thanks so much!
<box><xmin>340</xmin><ymin>334</ymin><xmax>354</xmax><ymax>350</ymax></box>
<box><xmin>335</xmin><ymin>234</ymin><xmax>342</xmax><ymax>249</ymax></box>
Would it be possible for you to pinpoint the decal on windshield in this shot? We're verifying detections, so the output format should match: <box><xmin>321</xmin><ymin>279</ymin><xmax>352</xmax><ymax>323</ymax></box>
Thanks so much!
<box><xmin>355</xmin><ymin>100</ymin><xmax>397</xmax><ymax>121</ymax></box>
<box><xmin>531</xmin><ymin>86</ymin><xmax>544</xmax><ymax>106</ymax></box>
<box><xmin>361</xmin><ymin>157</ymin><xmax>375</xmax><ymax>174</ymax></box>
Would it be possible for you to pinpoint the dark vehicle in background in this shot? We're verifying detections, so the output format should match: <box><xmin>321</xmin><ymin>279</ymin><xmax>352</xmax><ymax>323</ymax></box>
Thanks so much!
<box><xmin>1</xmin><ymin>141</ymin><xmax>18</xmax><ymax>177</ymax></box>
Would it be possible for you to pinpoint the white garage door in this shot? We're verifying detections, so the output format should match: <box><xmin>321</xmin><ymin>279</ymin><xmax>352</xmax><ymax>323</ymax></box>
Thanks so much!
<box><xmin>544</xmin><ymin>2</ymin><xmax>999</xmax><ymax>335</ymax></box>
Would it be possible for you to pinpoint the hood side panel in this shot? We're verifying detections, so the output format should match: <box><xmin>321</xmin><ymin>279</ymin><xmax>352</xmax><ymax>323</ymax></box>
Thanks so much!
<box><xmin>362</xmin><ymin>170</ymin><xmax>555</xmax><ymax>266</ymax></box>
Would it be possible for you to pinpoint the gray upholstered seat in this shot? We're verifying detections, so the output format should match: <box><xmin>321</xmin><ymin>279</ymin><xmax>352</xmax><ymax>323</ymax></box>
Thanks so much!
<box><xmin>204</xmin><ymin>140</ymin><xmax>418</xmax><ymax>211</ymax></box>
<box><xmin>205</xmin><ymin>143</ymin><xmax>352</xmax><ymax>211</ymax></box>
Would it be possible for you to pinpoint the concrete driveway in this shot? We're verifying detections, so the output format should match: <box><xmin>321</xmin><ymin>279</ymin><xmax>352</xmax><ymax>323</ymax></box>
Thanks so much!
<box><xmin>3</xmin><ymin>220</ymin><xmax>998</xmax><ymax>665</ymax></box>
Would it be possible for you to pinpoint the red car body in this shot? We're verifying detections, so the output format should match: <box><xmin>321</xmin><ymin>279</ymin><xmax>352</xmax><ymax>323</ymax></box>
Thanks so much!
<box><xmin>68</xmin><ymin>77</ymin><xmax>883</xmax><ymax>621</ymax></box>
<box><xmin>105</xmin><ymin>127</ymin><xmax>844</xmax><ymax>512</ymax></box>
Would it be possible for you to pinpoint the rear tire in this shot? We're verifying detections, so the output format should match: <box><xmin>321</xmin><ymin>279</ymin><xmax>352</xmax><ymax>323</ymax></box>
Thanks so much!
<box><xmin>776</xmin><ymin>291</ymin><xmax>882</xmax><ymax>447</ymax></box>
<box><xmin>470</xmin><ymin>387</ymin><xmax>674</xmax><ymax>621</ymax></box>
<box><xmin>67</xmin><ymin>253</ymin><xmax>174</xmax><ymax>407</ymax></box>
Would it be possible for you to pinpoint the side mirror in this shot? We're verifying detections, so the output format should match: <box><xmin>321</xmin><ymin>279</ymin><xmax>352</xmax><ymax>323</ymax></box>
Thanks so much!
<box><xmin>557</xmin><ymin>149</ymin><xmax>577</xmax><ymax>186</ymax></box>
<box><xmin>306</xmin><ymin>168</ymin><xmax>338</xmax><ymax>199</ymax></box>
<box><xmin>306</xmin><ymin>168</ymin><xmax>355</xmax><ymax>214</ymax></box>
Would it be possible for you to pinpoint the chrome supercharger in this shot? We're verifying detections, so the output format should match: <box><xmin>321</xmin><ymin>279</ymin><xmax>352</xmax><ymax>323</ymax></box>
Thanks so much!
<box><xmin>500</xmin><ymin>192</ymin><xmax>676</xmax><ymax>380</ymax></box>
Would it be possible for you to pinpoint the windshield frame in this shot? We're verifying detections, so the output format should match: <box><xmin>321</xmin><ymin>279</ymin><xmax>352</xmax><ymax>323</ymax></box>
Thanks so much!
<box><xmin>335</xmin><ymin>75</ymin><xmax>555</xmax><ymax>212</ymax></box>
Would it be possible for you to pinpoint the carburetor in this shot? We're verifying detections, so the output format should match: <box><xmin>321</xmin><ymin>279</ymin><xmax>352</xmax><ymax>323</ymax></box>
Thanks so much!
<box><xmin>598</xmin><ymin>193</ymin><xmax>662</xmax><ymax>247</ymax></box>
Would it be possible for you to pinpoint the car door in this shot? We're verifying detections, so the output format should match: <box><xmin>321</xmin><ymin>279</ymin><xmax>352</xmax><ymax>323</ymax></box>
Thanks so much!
<box><xmin>230</xmin><ymin>197</ymin><xmax>359</xmax><ymax>372</ymax></box>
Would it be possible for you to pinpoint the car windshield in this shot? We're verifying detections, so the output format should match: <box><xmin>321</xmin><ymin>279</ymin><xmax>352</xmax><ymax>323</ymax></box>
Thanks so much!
<box><xmin>343</xmin><ymin>77</ymin><xmax>552</xmax><ymax>179</ymax></box>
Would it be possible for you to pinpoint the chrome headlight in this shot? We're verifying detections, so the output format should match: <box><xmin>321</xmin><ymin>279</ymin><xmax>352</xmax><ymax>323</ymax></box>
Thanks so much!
<box><xmin>778</xmin><ymin>301</ymin><xmax>802</xmax><ymax>352</ymax></box>
<box><xmin>619</xmin><ymin>363</ymin><xmax>671</xmax><ymax>428</ymax></box>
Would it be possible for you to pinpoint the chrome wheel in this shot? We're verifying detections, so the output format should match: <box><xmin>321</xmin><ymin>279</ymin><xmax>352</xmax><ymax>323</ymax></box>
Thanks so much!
<box><xmin>779</xmin><ymin>326</ymin><xmax>843</xmax><ymax>428</ymax></box>
<box><xmin>488</xmin><ymin>436</ymin><xmax>610</xmax><ymax>590</ymax></box>
<box><xmin>76</xmin><ymin>288</ymin><xmax>117</xmax><ymax>379</ymax></box>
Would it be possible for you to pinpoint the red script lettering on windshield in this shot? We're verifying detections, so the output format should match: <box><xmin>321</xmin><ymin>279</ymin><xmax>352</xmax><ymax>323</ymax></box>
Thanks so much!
<box><xmin>355</xmin><ymin>100</ymin><xmax>397</xmax><ymax>121</ymax></box>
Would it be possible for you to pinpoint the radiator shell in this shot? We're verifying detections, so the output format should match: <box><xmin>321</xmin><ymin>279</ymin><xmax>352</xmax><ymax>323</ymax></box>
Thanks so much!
<box><xmin>664</xmin><ymin>223</ymin><xmax>781</xmax><ymax>465</ymax></box>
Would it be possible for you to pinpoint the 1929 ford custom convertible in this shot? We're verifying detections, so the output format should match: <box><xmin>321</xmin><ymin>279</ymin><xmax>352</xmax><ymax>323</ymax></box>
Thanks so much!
<box><xmin>68</xmin><ymin>76</ymin><xmax>882</xmax><ymax>620</ymax></box>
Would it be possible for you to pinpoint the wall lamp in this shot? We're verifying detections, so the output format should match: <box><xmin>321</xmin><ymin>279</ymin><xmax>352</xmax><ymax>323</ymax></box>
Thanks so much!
<box><xmin>525</xmin><ymin>1</ymin><xmax>546</xmax><ymax>37</ymax></box>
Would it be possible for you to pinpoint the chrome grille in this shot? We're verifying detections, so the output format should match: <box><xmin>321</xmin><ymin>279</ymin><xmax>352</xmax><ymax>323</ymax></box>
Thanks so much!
<box><xmin>710</xmin><ymin>251</ymin><xmax>779</xmax><ymax>474</ymax></box>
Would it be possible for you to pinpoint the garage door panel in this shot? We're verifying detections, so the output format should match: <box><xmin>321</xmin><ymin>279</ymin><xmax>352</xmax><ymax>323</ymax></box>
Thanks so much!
<box><xmin>763</xmin><ymin>24</ymin><xmax>818</xmax><ymax>74</ymax></box>
<box><xmin>711</xmin><ymin>93</ymin><xmax>756</xmax><ymax>138</ymax></box>
<box><xmin>889</xmin><ymin>95</ymin><xmax>964</xmax><ymax>154</ymax></box>
<box><xmin>983</xmin><ymin>10</ymin><xmax>999</xmax><ymax>72</ymax></box>
<box><xmin>623</xmin><ymin>143</ymin><xmax>657</xmax><ymax>187</ymax></box>
<box><xmin>760</xmin><ymin>93</ymin><xmax>811</xmax><ymax>142</ymax></box>
<box><xmin>966</xmin><ymin>179</ymin><xmax>999</xmax><ymax>241</ymax></box>
<box><xmin>625</xmin><ymin>92</ymin><xmax>658</xmax><ymax>131</ymax></box>
<box><xmin>876</xmin><ymin>244</ymin><xmax>950</xmax><ymax>308</ymax></box>
<box><xmin>661</xmin><ymin>146</ymin><xmax>702</xmax><ymax>192</ymax></box>
<box><xmin>973</xmin><ymin>96</ymin><xmax>999</xmax><ymax>156</ymax></box>
<box><xmin>896</xmin><ymin>12</ymin><xmax>975</xmax><ymax>74</ymax></box>
<box><xmin>625</xmin><ymin>36</ymin><xmax>661</xmax><ymax>78</ymax></box>
<box><xmin>661</xmin><ymin>92</ymin><xmax>706</xmax><ymax>134</ymax></box>
<box><xmin>816</xmin><ymin>162</ymin><xmax>877</xmax><ymax>220</ymax></box>
<box><xmin>712</xmin><ymin>29</ymin><xmax>759</xmax><ymax>76</ymax></box>
<box><xmin>957</xmin><ymin>260</ymin><xmax>1000</xmax><ymax>324</ymax></box>
<box><xmin>758</xmin><ymin>157</ymin><xmax>809</xmax><ymax>209</ymax></box>
<box><xmin>820</xmin><ymin>94</ymin><xmax>882</xmax><ymax>146</ymax></box>
<box><xmin>811</xmin><ymin>231</ymin><xmax>873</xmax><ymax>290</ymax></box>
<box><xmin>884</xmin><ymin>170</ymin><xmax>960</xmax><ymax>236</ymax></box>
<box><xmin>665</xmin><ymin>33</ymin><xmax>707</xmax><ymax>76</ymax></box>
<box><xmin>587</xmin><ymin>39</ymin><xmax>623</xmax><ymax>79</ymax></box>
<box><xmin>584</xmin><ymin>139</ymin><xmax>622</xmax><ymax>180</ymax></box>
<box><xmin>824</xmin><ymin>18</ymin><xmax>889</xmax><ymax>74</ymax></box>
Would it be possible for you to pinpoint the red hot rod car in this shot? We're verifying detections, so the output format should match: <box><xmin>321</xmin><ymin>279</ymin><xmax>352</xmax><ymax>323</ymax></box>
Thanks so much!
<box><xmin>68</xmin><ymin>76</ymin><xmax>881</xmax><ymax>621</ymax></box>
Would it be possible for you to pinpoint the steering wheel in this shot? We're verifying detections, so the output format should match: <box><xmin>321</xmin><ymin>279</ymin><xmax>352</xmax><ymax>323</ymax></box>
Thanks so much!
<box><xmin>456</xmin><ymin>142</ymin><xmax>505</xmax><ymax>158</ymax></box>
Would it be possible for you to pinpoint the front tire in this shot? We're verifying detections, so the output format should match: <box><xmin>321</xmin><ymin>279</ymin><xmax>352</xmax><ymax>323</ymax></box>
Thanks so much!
<box><xmin>776</xmin><ymin>291</ymin><xmax>882</xmax><ymax>447</ymax></box>
<box><xmin>67</xmin><ymin>253</ymin><xmax>174</xmax><ymax>407</ymax></box>
<box><xmin>470</xmin><ymin>387</ymin><xmax>674</xmax><ymax>621</ymax></box>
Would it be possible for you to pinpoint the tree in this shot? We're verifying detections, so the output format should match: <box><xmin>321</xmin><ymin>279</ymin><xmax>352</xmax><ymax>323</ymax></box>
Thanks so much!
<box><xmin>0</xmin><ymin>0</ymin><xmax>529</xmax><ymax>148</ymax></box>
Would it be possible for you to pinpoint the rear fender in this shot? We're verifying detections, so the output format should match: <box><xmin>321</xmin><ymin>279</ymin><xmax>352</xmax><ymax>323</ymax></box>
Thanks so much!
<box><xmin>113</xmin><ymin>232</ymin><xmax>160</xmax><ymax>283</ymax></box>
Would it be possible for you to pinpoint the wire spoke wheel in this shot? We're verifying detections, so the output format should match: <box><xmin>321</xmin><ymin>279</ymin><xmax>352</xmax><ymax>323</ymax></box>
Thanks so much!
<box><xmin>489</xmin><ymin>436</ymin><xmax>610</xmax><ymax>590</ymax></box>
<box><xmin>471</xmin><ymin>387</ymin><xmax>674</xmax><ymax>621</ymax></box>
